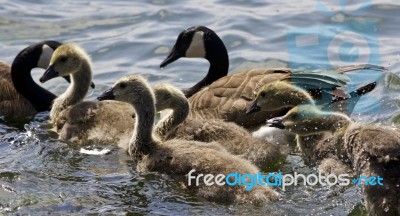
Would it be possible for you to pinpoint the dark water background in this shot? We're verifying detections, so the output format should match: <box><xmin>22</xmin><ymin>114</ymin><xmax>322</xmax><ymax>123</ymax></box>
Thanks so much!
<box><xmin>1</xmin><ymin>0</ymin><xmax>400</xmax><ymax>215</ymax></box>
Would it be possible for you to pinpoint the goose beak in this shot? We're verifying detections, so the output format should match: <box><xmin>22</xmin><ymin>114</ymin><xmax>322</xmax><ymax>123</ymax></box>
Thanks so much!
<box><xmin>266</xmin><ymin>116</ymin><xmax>285</xmax><ymax>129</ymax></box>
<box><xmin>40</xmin><ymin>65</ymin><xmax>58</xmax><ymax>83</ymax></box>
<box><xmin>62</xmin><ymin>76</ymin><xmax>95</xmax><ymax>89</ymax></box>
<box><xmin>245</xmin><ymin>99</ymin><xmax>261</xmax><ymax>115</ymax></box>
<box><xmin>160</xmin><ymin>47</ymin><xmax>181</xmax><ymax>68</ymax></box>
<box><xmin>97</xmin><ymin>88</ymin><xmax>115</xmax><ymax>101</ymax></box>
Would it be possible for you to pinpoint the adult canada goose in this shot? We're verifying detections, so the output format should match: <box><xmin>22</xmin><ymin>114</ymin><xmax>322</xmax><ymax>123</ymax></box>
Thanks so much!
<box><xmin>153</xmin><ymin>83</ymin><xmax>287</xmax><ymax>168</ymax></box>
<box><xmin>160</xmin><ymin>26</ymin><xmax>385</xmax><ymax>128</ymax></box>
<box><xmin>97</xmin><ymin>75</ymin><xmax>279</xmax><ymax>203</ymax></box>
<box><xmin>0</xmin><ymin>41</ymin><xmax>67</xmax><ymax>117</ymax></box>
<box><xmin>267</xmin><ymin>104</ymin><xmax>400</xmax><ymax>215</ymax></box>
<box><xmin>39</xmin><ymin>43</ymin><xmax>134</xmax><ymax>147</ymax></box>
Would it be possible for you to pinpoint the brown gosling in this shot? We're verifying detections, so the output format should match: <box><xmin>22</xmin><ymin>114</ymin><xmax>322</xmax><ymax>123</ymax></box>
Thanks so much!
<box><xmin>39</xmin><ymin>44</ymin><xmax>134</xmax><ymax>148</ymax></box>
<box><xmin>97</xmin><ymin>75</ymin><xmax>279</xmax><ymax>204</ymax></box>
<box><xmin>153</xmin><ymin>83</ymin><xmax>287</xmax><ymax>168</ymax></box>
<box><xmin>268</xmin><ymin>104</ymin><xmax>400</xmax><ymax>215</ymax></box>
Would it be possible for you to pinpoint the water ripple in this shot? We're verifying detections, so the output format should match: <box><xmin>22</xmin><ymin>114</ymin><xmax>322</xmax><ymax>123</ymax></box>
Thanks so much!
<box><xmin>0</xmin><ymin>0</ymin><xmax>399</xmax><ymax>214</ymax></box>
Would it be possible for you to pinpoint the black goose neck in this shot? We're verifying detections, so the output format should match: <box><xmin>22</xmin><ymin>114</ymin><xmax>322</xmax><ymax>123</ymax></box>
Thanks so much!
<box><xmin>184</xmin><ymin>32</ymin><xmax>229</xmax><ymax>98</ymax></box>
<box><xmin>11</xmin><ymin>41</ymin><xmax>60</xmax><ymax>112</ymax></box>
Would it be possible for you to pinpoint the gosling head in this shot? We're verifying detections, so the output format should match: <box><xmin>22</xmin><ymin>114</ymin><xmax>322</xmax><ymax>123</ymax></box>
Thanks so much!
<box><xmin>246</xmin><ymin>81</ymin><xmax>314</xmax><ymax>115</ymax></box>
<box><xmin>39</xmin><ymin>44</ymin><xmax>91</xmax><ymax>83</ymax></box>
<box><xmin>267</xmin><ymin>104</ymin><xmax>351</xmax><ymax>136</ymax></box>
<box><xmin>160</xmin><ymin>26</ymin><xmax>225</xmax><ymax>67</ymax></box>
<box><xmin>153</xmin><ymin>83</ymin><xmax>186</xmax><ymax>110</ymax></box>
<box><xmin>97</xmin><ymin>75</ymin><xmax>154</xmax><ymax>105</ymax></box>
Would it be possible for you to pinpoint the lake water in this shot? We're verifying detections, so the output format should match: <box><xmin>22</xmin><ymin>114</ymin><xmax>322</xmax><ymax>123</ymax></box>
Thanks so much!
<box><xmin>1</xmin><ymin>0</ymin><xmax>400</xmax><ymax>215</ymax></box>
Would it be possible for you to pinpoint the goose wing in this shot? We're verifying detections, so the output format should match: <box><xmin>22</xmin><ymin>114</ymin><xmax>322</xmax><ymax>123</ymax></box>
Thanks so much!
<box><xmin>188</xmin><ymin>68</ymin><xmax>292</xmax><ymax>128</ymax></box>
<box><xmin>287</xmin><ymin>68</ymin><xmax>350</xmax><ymax>89</ymax></box>
<box><xmin>318</xmin><ymin>82</ymin><xmax>377</xmax><ymax>114</ymax></box>
<box><xmin>288</xmin><ymin>64</ymin><xmax>385</xmax><ymax>100</ymax></box>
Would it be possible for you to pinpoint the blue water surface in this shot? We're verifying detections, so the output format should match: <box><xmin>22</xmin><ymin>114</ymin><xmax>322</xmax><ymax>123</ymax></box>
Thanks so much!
<box><xmin>1</xmin><ymin>0</ymin><xmax>399</xmax><ymax>215</ymax></box>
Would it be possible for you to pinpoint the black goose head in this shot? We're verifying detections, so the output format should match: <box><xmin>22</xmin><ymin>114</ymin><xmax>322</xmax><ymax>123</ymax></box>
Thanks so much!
<box><xmin>160</xmin><ymin>26</ymin><xmax>227</xmax><ymax>67</ymax></box>
<box><xmin>160</xmin><ymin>26</ymin><xmax>229</xmax><ymax>98</ymax></box>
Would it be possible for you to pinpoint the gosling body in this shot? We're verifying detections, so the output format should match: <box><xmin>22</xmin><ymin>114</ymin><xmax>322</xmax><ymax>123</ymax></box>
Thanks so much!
<box><xmin>39</xmin><ymin>44</ymin><xmax>134</xmax><ymax>147</ymax></box>
<box><xmin>153</xmin><ymin>83</ymin><xmax>286</xmax><ymax>168</ymax></box>
<box><xmin>268</xmin><ymin>105</ymin><xmax>400</xmax><ymax>215</ymax></box>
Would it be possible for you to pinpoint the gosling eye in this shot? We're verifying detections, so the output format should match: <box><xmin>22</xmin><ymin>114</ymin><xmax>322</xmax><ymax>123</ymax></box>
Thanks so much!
<box><xmin>260</xmin><ymin>92</ymin><xmax>266</xmax><ymax>98</ymax></box>
<box><xmin>290</xmin><ymin>113</ymin><xmax>299</xmax><ymax>119</ymax></box>
<box><xmin>119</xmin><ymin>83</ymin><xmax>127</xmax><ymax>89</ymax></box>
<box><xmin>60</xmin><ymin>56</ymin><xmax>68</xmax><ymax>63</ymax></box>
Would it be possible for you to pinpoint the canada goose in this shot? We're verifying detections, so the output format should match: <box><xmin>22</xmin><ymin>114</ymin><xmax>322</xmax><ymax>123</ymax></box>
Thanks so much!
<box><xmin>160</xmin><ymin>26</ymin><xmax>385</xmax><ymax>128</ymax></box>
<box><xmin>39</xmin><ymin>44</ymin><xmax>134</xmax><ymax>147</ymax></box>
<box><xmin>267</xmin><ymin>105</ymin><xmax>400</xmax><ymax>215</ymax></box>
<box><xmin>153</xmin><ymin>83</ymin><xmax>286</xmax><ymax>168</ymax></box>
<box><xmin>0</xmin><ymin>41</ymin><xmax>65</xmax><ymax>117</ymax></box>
<box><xmin>97</xmin><ymin>75</ymin><xmax>279</xmax><ymax>203</ymax></box>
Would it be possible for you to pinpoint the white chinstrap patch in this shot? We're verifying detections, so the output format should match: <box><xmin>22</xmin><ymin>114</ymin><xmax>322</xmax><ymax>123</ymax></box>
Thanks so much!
<box><xmin>37</xmin><ymin>44</ymin><xmax>54</xmax><ymax>69</ymax></box>
<box><xmin>185</xmin><ymin>31</ymin><xmax>206</xmax><ymax>58</ymax></box>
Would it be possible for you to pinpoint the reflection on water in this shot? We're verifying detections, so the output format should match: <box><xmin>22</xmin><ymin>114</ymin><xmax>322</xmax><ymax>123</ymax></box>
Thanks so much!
<box><xmin>1</xmin><ymin>0</ymin><xmax>400</xmax><ymax>214</ymax></box>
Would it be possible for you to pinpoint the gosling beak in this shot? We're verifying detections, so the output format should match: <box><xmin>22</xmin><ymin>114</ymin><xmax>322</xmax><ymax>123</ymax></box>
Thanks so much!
<box><xmin>39</xmin><ymin>65</ymin><xmax>58</xmax><ymax>83</ymax></box>
<box><xmin>266</xmin><ymin>116</ymin><xmax>285</xmax><ymax>129</ymax></box>
<box><xmin>245</xmin><ymin>99</ymin><xmax>261</xmax><ymax>115</ymax></box>
<box><xmin>62</xmin><ymin>76</ymin><xmax>95</xmax><ymax>89</ymax></box>
<box><xmin>160</xmin><ymin>46</ymin><xmax>182</xmax><ymax>68</ymax></box>
<box><xmin>97</xmin><ymin>88</ymin><xmax>115</xmax><ymax>101</ymax></box>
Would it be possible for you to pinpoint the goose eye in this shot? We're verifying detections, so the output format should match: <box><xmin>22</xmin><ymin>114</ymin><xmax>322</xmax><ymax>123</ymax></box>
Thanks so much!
<box><xmin>60</xmin><ymin>56</ymin><xmax>68</xmax><ymax>62</ymax></box>
<box><xmin>119</xmin><ymin>83</ymin><xmax>126</xmax><ymax>89</ymax></box>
